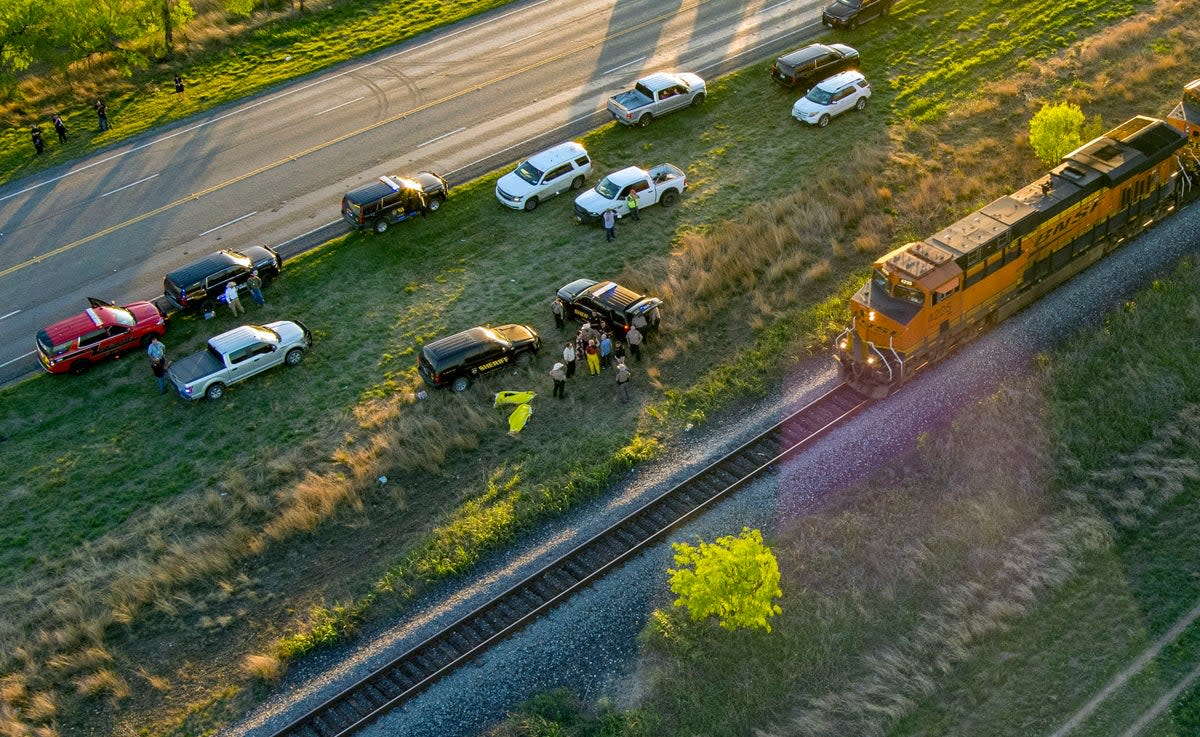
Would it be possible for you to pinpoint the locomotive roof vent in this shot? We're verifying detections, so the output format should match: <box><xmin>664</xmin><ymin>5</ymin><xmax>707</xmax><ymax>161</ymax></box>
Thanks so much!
<box><xmin>1059</xmin><ymin>165</ymin><xmax>1087</xmax><ymax>181</ymax></box>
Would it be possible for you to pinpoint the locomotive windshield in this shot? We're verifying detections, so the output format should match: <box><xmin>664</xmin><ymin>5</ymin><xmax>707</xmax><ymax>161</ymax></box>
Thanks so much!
<box><xmin>872</xmin><ymin>269</ymin><xmax>925</xmax><ymax>305</ymax></box>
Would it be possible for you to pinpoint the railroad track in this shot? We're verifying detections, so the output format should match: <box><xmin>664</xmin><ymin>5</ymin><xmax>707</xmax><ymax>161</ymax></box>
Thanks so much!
<box><xmin>273</xmin><ymin>382</ymin><xmax>870</xmax><ymax>737</ymax></box>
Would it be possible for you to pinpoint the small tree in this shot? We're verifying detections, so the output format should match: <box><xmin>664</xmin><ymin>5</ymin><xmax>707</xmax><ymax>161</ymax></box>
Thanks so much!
<box><xmin>667</xmin><ymin>527</ymin><xmax>783</xmax><ymax>633</ymax></box>
<box><xmin>1029</xmin><ymin>102</ymin><xmax>1086</xmax><ymax>165</ymax></box>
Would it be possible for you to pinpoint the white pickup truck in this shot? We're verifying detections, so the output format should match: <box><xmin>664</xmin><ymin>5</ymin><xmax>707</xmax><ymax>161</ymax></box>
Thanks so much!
<box><xmin>168</xmin><ymin>321</ymin><xmax>311</xmax><ymax>400</ymax></box>
<box><xmin>573</xmin><ymin>164</ymin><xmax>687</xmax><ymax>223</ymax></box>
<box><xmin>607</xmin><ymin>72</ymin><xmax>706</xmax><ymax>127</ymax></box>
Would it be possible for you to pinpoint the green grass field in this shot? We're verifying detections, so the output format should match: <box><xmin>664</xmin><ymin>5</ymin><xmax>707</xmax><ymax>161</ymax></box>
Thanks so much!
<box><xmin>1</xmin><ymin>0</ymin><xmax>1194</xmax><ymax>734</ymax></box>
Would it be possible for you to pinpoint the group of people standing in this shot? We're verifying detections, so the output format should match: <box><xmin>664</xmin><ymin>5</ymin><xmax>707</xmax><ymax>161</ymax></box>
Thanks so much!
<box><xmin>28</xmin><ymin>74</ymin><xmax>186</xmax><ymax>156</ymax></box>
<box><xmin>548</xmin><ymin>311</ymin><xmax>648</xmax><ymax>403</ymax></box>
<box><xmin>222</xmin><ymin>272</ymin><xmax>266</xmax><ymax>317</ymax></box>
<box><xmin>29</xmin><ymin>114</ymin><xmax>69</xmax><ymax>155</ymax></box>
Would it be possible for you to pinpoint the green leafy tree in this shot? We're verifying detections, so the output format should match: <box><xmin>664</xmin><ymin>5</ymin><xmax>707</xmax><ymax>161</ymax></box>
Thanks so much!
<box><xmin>1029</xmin><ymin>101</ymin><xmax>1086</xmax><ymax>165</ymax></box>
<box><xmin>667</xmin><ymin>527</ymin><xmax>783</xmax><ymax>633</ymax></box>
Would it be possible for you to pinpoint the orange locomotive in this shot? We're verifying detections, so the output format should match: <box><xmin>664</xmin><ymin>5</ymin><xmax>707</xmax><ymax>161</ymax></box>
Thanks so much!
<box><xmin>835</xmin><ymin>115</ymin><xmax>1190</xmax><ymax>397</ymax></box>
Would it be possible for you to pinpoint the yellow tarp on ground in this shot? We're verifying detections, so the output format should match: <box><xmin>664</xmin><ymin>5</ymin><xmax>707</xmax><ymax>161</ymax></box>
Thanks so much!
<box><xmin>508</xmin><ymin>403</ymin><xmax>533</xmax><ymax>434</ymax></box>
<box><xmin>494</xmin><ymin>390</ymin><xmax>536</xmax><ymax>407</ymax></box>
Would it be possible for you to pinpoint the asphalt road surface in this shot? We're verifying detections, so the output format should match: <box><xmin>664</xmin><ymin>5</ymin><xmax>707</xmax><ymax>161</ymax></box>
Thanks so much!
<box><xmin>0</xmin><ymin>0</ymin><xmax>831</xmax><ymax>385</ymax></box>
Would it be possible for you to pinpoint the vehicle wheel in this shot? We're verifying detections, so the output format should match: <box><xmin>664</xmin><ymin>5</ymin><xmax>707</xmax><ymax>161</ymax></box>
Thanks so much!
<box><xmin>515</xmin><ymin>351</ymin><xmax>532</xmax><ymax>367</ymax></box>
<box><xmin>660</xmin><ymin>190</ymin><xmax>679</xmax><ymax>208</ymax></box>
<box><xmin>855</xmin><ymin>96</ymin><xmax>868</xmax><ymax>111</ymax></box>
<box><xmin>881</xmin><ymin>3</ymin><xmax>891</xmax><ymax>15</ymax></box>
<box><xmin>848</xmin><ymin>18</ymin><xmax>858</xmax><ymax>29</ymax></box>
<box><xmin>69</xmin><ymin>359</ymin><xmax>92</xmax><ymax>376</ymax></box>
<box><xmin>140</xmin><ymin>334</ymin><xmax>156</xmax><ymax>348</ymax></box>
<box><xmin>691</xmin><ymin>93</ymin><xmax>706</xmax><ymax>107</ymax></box>
<box><xmin>260</xmin><ymin>271</ymin><xmax>274</xmax><ymax>287</ymax></box>
<box><xmin>374</xmin><ymin>218</ymin><xmax>390</xmax><ymax>233</ymax></box>
<box><xmin>205</xmin><ymin>383</ymin><xmax>226</xmax><ymax>400</ymax></box>
<box><xmin>570</xmin><ymin>175</ymin><xmax>585</xmax><ymax>190</ymax></box>
<box><xmin>524</xmin><ymin>197</ymin><xmax>539</xmax><ymax>212</ymax></box>
<box><xmin>451</xmin><ymin>376</ymin><xmax>470</xmax><ymax>392</ymax></box>
<box><xmin>426</xmin><ymin>194</ymin><xmax>445</xmax><ymax>213</ymax></box>
<box><xmin>200</xmin><ymin>299</ymin><xmax>217</xmax><ymax>315</ymax></box>
<box><xmin>818</xmin><ymin>114</ymin><xmax>831</xmax><ymax>128</ymax></box>
<box><xmin>638</xmin><ymin>113</ymin><xmax>654</xmax><ymax>128</ymax></box>
<box><xmin>285</xmin><ymin>348</ymin><xmax>306</xmax><ymax>366</ymax></box>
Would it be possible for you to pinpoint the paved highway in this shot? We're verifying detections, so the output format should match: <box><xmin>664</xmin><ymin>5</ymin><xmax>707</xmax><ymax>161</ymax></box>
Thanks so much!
<box><xmin>0</xmin><ymin>0</ymin><xmax>828</xmax><ymax>384</ymax></box>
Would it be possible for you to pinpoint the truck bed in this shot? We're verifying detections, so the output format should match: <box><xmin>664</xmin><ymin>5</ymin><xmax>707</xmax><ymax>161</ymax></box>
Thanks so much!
<box><xmin>168</xmin><ymin>349</ymin><xmax>223</xmax><ymax>385</ymax></box>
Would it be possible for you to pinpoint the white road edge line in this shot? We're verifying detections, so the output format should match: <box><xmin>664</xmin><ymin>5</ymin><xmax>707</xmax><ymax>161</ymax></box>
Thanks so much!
<box><xmin>761</xmin><ymin>0</ymin><xmax>792</xmax><ymax>12</ymax></box>
<box><xmin>0</xmin><ymin>0</ymin><xmax>558</xmax><ymax>205</ymax></box>
<box><xmin>1048</xmin><ymin>597</ymin><xmax>1200</xmax><ymax>737</ymax></box>
<box><xmin>1</xmin><ymin>351</ymin><xmax>34</xmax><ymax>368</ymax></box>
<box><xmin>315</xmin><ymin>96</ymin><xmax>366</xmax><ymax>117</ymax></box>
<box><xmin>199</xmin><ymin>211</ymin><xmax>258</xmax><ymax>237</ymax></box>
<box><xmin>277</xmin><ymin>220</ymin><xmax>343</xmax><ymax>247</ymax></box>
<box><xmin>0</xmin><ymin>310</ymin><xmax>20</xmax><ymax>320</ymax></box>
<box><xmin>418</xmin><ymin>127</ymin><xmax>466</xmax><ymax>148</ymax></box>
<box><xmin>602</xmin><ymin>56</ymin><xmax>646</xmax><ymax>76</ymax></box>
<box><xmin>101</xmin><ymin>173</ymin><xmax>160</xmax><ymax>198</ymax></box>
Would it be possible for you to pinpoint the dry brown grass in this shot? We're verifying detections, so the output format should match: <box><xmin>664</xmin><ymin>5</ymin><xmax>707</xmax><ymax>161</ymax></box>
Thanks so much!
<box><xmin>72</xmin><ymin>669</ymin><xmax>129</xmax><ymax>701</ymax></box>
<box><xmin>241</xmin><ymin>653</ymin><xmax>285</xmax><ymax>683</ymax></box>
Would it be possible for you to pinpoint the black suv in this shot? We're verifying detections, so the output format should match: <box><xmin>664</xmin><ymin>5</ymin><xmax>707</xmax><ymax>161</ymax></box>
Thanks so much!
<box><xmin>771</xmin><ymin>43</ymin><xmax>860</xmax><ymax>88</ymax></box>
<box><xmin>162</xmin><ymin>247</ymin><xmax>282</xmax><ymax>314</ymax></box>
<box><xmin>556</xmin><ymin>279</ymin><xmax>662</xmax><ymax>337</ymax></box>
<box><xmin>417</xmin><ymin>324</ymin><xmax>541</xmax><ymax>392</ymax></box>
<box><xmin>341</xmin><ymin>171</ymin><xmax>449</xmax><ymax>233</ymax></box>
<box><xmin>822</xmin><ymin>0</ymin><xmax>894</xmax><ymax>29</ymax></box>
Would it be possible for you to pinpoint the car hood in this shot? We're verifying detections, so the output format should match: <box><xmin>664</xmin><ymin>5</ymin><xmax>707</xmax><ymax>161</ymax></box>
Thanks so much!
<box><xmin>793</xmin><ymin>97</ymin><xmax>828</xmax><ymax>115</ymax></box>
<box><xmin>497</xmin><ymin>171</ymin><xmax>538</xmax><ymax>197</ymax></box>
<box><xmin>262</xmin><ymin>320</ymin><xmax>308</xmax><ymax>347</ymax></box>
<box><xmin>823</xmin><ymin>1</ymin><xmax>856</xmax><ymax>19</ymax></box>
<box><xmin>127</xmin><ymin>301</ymin><xmax>165</xmax><ymax>324</ymax></box>
<box><xmin>574</xmin><ymin>188</ymin><xmax>611</xmax><ymax>216</ymax></box>
<box><xmin>677</xmin><ymin>72</ymin><xmax>705</xmax><ymax>90</ymax></box>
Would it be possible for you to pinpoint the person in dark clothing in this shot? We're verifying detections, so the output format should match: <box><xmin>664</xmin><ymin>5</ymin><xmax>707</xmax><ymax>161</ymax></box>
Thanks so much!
<box><xmin>95</xmin><ymin>100</ymin><xmax>109</xmax><ymax>131</ymax></box>
<box><xmin>31</xmin><ymin>126</ymin><xmax>44</xmax><ymax>154</ymax></box>
<box><xmin>602</xmin><ymin>208</ymin><xmax>616</xmax><ymax>242</ymax></box>
<box><xmin>52</xmin><ymin>114</ymin><xmax>67</xmax><ymax>143</ymax></box>
<box><xmin>174</xmin><ymin>74</ymin><xmax>185</xmax><ymax>94</ymax></box>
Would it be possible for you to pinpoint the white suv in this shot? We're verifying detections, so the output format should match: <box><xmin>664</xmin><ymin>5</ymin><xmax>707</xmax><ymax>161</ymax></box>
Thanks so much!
<box><xmin>792</xmin><ymin>70</ymin><xmax>871</xmax><ymax>127</ymax></box>
<box><xmin>495</xmin><ymin>142</ymin><xmax>592</xmax><ymax>211</ymax></box>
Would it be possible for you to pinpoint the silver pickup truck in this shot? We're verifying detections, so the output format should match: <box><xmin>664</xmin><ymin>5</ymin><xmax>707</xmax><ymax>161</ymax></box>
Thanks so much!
<box><xmin>168</xmin><ymin>321</ymin><xmax>312</xmax><ymax>400</ymax></box>
<box><xmin>607</xmin><ymin>72</ymin><xmax>706</xmax><ymax>127</ymax></box>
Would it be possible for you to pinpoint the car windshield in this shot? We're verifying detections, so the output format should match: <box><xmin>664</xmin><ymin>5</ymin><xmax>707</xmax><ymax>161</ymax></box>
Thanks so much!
<box><xmin>97</xmin><ymin>306</ymin><xmax>136</xmax><ymax>327</ymax></box>
<box><xmin>515</xmin><ymin>161</ymin><xmax>544</xmax><ymax>185</ymax></box>
<box><xmin>595</xmin><ymin>176</ymin><xmax>621</xmax><ymax>199</ymax></box>
<box><xmin>248</xmin><ymin>326</ymin><xmax>281</xmax><ymax>344</ymax></box>
<box><xmin>805</xmin><ymin>86</ymin><xmax>835</xmax><ymax>105</ymax></box>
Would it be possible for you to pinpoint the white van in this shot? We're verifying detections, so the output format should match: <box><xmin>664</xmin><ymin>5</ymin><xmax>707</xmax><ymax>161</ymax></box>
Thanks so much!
<box><xmin>495</xmin><ymin>142</ymin><xmax>592</xmax><ymax>211</ymax></box>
